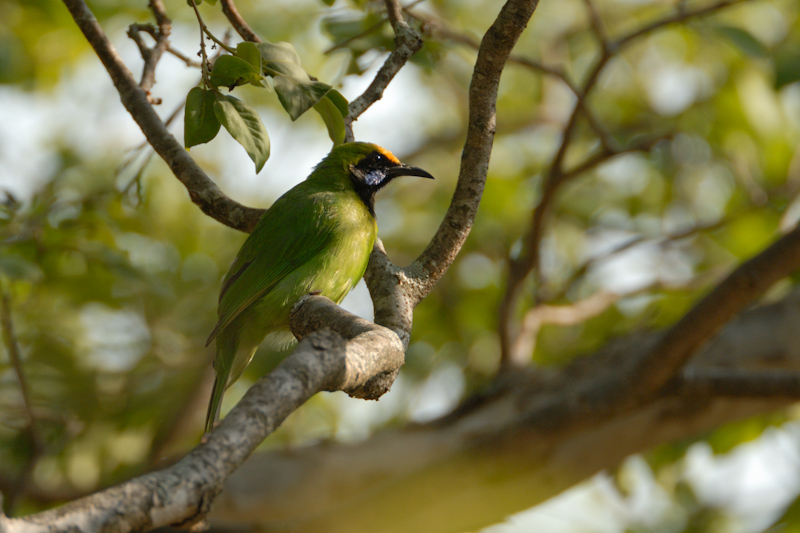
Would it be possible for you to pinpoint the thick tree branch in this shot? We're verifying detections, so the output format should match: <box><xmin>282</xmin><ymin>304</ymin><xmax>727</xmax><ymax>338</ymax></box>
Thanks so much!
<box><xmin>2</xmin><ymin>297</ymin><xmax>404</xmax><ymax>531</ymax></box>
<box><xmin>61</xmin><ymin>0</ymin><xmax>263</xmax><ymax>233</ymax></box>
<box><xmin>207</xmin><ymin>290</ymin><xmax>800</xmax><ymax>533</ymax></box>
<box><xmin>514</xmin><ymin>224</ymin><xmax>800</xmax><ymax>430</ymax></box>
<box><xmin>681</xmin><ymin>368</ymin><xmax>800</xmax><ymax>398</ymax></box>
<box><xmin>626</xmin><ymin>224</ymin><xmax>800</xmax><ymax>402</ymax></box>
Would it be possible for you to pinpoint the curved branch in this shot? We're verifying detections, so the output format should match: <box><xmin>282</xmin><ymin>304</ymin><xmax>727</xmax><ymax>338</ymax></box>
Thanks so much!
<box><xmin>406</xmin><ymin>0</ymin><xmax>540</xmax><ymax>304</ymax></box>
<box><xmin>363</xmin><ymin>0</ymin><xmax>539</xmax><ymax>351</ymax></box>
<box><xmin>205</xmin><ymin>290</ymin><xmax>800</xmax><ymax>533</ymax></box>
<box><xmin>627</xmin><ymin>224</ymin><xmax>800</xmax><ymax>401</ymax></box>
<box><xmin>62</xmin><ymin>0</ymin><xmax>263</xmax><ymax>233</ymax></box>
<box><xmin>344</xmin><ymin>0</ymin><xmax>424</xmax><ymax>141</ymax></box>
<box><xmin>497</xmin><ymin>0</ymin><xmax>754</xmax><ymax>365</ymax></box>
<box><xmin>517</xmin><ymin>224</ymin><xmax>800</xmax><ymax>429</ymax></box>
<box><xmin>220</xmin><ymin>0</ymin><xmax>262</xmax><ymax>43</ymax></box>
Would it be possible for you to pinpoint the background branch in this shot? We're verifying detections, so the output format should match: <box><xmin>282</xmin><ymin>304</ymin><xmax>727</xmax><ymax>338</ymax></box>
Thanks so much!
<box><xmin>206</xmin><ymin>289</ymin><xmax>800</xmax><ymax>533</ymax></box>
<box><xmin>681</xmin><ymin>368</ymin><xmax>800</xmax><ymax>398</ymax></box>
<box><xmin>497</xmin><ymin>0</ymin><xmax>754</xmax><ymax>366</ymax></box>
<box><xmin>344</xmin><ymin>0</ymin><xmax>424</xmax><ymax>141</ymax></box>
<box><xmin>0</xmin><ymin>288</ymin><xmax>44</xmax><ymax>514</ymax></box>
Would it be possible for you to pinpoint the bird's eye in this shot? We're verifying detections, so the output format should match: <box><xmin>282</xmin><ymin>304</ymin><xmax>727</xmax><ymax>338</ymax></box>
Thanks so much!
<box><xmin>373</xmin><ymin>153</ymin><xmax>384</xmax><ymax>164</ymax></box>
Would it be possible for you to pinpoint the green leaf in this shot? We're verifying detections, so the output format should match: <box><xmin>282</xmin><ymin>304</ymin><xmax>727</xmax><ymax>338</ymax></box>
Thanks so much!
<box><xmin>184</xmin><ymin>87</ymin><xmax>221</xmax><ymax>148</ymax></box>
<box><xmin>257</xmin><ymin>41</ymin><xmax>307</xmax><ymax>78</ymax></box>
<box><xmin>314</xmin><ymin>95</ymin><xmax>346</xmax><ymax>145</ymax></box>
<box><xmin>716</xmin><ymin>25</ymin><xmax>768</xmax><ymax>58</ymax></box>
<box><xmin>258</xmin><ymin>41</ymin><xmax>334</xmax><ymax>120</ymax></box>
<box><xmin>213</xmin><ymin>94</ymin><xmax>270</xmax><ymax>173</ymax></box>
<box><xmin>0</xmin><ymin>254</ymin><xmax>43</xmax><ymax>281</ymax></box>
<box><xmin>325</xmin><ymin>88</ymin><xmax>349</xmax><ymax>117</ymax></box>
<box><xmin>273</xmin><ymin>77</ymin><xmax>332</xmax><ymax>121</ymax></box>
<box><xmin>204</xmin><ymin>0</ymin><xmax>217</xmax><ymax>4</ymax></box>
<box><xmin>320</xmin><ymin>0</ymin><xmax>335</xmax><ymax>4</ymax></box>
<box><xmin>210</xmin><ymin>55</ymin><xmax>262</xmax><ymax>89</ymax></box>
<box><xmin>236</xmin><ymin>42</ymin><xmax>262</xmax><ymax>71</ymax></box>
<box><xmin>774</xmin><ymin>44</ymin><xmax>800</xmax><ymax>89</ymax></box>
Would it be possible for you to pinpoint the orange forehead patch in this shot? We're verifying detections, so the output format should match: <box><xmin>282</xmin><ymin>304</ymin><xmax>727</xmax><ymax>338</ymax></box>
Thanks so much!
<box><xmin>375</xmin><ymin>146</ymin><xmax>400</xmax><ymax>165</ymax></box>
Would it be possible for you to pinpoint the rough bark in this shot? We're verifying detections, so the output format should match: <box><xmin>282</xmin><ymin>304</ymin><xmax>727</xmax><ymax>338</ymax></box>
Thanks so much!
<box><xmin>210</xmin><ymin>290</ymin><xmax>800</xmax><ymax>533</ymax></box>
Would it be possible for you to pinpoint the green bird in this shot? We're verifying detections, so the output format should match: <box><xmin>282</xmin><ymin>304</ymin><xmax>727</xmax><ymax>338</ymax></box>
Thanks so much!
<box><xmin>205</xmin><ymin>142</ymin><xmax>434</xmax><ymax>432</ymax></box>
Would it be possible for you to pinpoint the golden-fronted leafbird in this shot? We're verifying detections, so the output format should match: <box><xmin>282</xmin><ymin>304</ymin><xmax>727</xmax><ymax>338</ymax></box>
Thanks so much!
<box><xmin>205</xmin><ymin>142</ymin><xmax>434</xmax><ymax>432</ymax></box>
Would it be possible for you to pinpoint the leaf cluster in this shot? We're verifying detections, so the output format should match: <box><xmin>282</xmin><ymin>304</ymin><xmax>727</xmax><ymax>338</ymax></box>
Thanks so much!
<box><xmin>184</xmin><ymin>41</ymin><xmax>349</xmax><ymax>172</ymax></box>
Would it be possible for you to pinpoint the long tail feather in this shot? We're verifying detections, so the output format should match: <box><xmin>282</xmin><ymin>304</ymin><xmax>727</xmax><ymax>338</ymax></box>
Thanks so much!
<box><xmin>205</xmin><ymin>371</ymin><xmax>227</xmax><ymax>433</ymax></box>
<box><xmin>205</xmin><ymin>332</ymin><xmax>236</xmax><ymax>433</ymax></box>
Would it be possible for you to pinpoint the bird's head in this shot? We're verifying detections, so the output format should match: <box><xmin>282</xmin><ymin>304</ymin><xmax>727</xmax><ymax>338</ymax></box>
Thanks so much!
<box><xmin>317</xmin><ymin>142</ymin><xmax>434</xmax><ymax>215</ymax></box>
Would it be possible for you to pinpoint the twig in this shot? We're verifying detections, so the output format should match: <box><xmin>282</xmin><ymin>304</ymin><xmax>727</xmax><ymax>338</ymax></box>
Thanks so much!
<box><xmin>125</xmin><ymin>0</ymin><xmax>172</xmax><ymax>98</ymax></box>
<box><xmin>1</xmin><ymin>286</ymin><xmax>45</xmax><ymax>514</ymax></box>
<box><xmin>618</xmin><ymin>0</ymin><xmax>749</xmax><ymax>49</ymax></box>
<box><xmin>509</xmin><ymin>290</ymin><xmax>621</xmax><ymax>366</ymax></box>
<box><xmin>549</xmin><ymin>210</ymin><xmax>751</xmax><ymax>303</ymax></box>
<box><xmin>220</xmin><ymin>0</ymin><xmax>261</xmax><ymax>43</ymax></box>
<box><xmin>404</xmin><ymin>8</ymin><xmax>618</xmax><ymax>164</ymax></box>
<box><xmin>324</xmin><ymin>19</ymin><xmax>386</xmax><ymax>55</ymax></box>
<box><xmin>0</xmin><ymin>288</ymin><xmax>42</xmax><ymax>452</ymax></box>
<box><xmin>581</xmin><ymin>0</ymin><xmax>610</xmax><ymax>54</ymax></box>
<box><xmin>345</xmin><ymin>0</ymin><xmax>425</xmax><ymax>141</ymax></box>
<box><xmin>167</xmin><ymin>45</ymin><xmax>202</xmax><ymax>68</ymax></box>
<box><xmin>188</xmin><ymin>0</ymin><xmax>212</xmax><ymax>87</ymax></box>
<box><xmin>128</xmin><ymin>22</ymin><xmax>201</xmax><ymax>69</ymax></box>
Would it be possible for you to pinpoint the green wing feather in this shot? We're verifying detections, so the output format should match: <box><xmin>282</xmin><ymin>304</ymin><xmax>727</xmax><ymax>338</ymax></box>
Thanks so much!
<box><xmin>206</xmin><ymin>187</ymin><xmax>337</xmax><ymax>346</ymax></box>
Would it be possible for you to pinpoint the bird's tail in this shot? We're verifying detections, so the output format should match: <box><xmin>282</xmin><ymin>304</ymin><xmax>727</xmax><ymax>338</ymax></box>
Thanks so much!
<box><xmin>205</xmin><ymin>372</ymin><xmax>227</xmax><ymax>433</ymax></box>
<box><xmin>205</xmin><ymin>334</ymin><xmax>236</xmax><ymax>433</ymax></box>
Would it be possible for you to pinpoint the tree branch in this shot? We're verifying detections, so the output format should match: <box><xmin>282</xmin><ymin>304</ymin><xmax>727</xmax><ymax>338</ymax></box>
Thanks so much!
<box><xmin>2</xmin><ymin>296</ymin><xmax>404</xmax><ymax>531</ymax></box>
<box><xmin>220</xmin><ymin>0</ymin><xmax>261</xmax><ymax>43</ymax></box>
<box><xmin>681</xmin><ymin>368</ymin><xmax>800</xmax><ymax>398</ymax></box>
<box><xmin>359</xmin><ymin>0</ymin><xmax>540</xmax><ymax>362</ymax></box>
<box><xmin>406</xmin><ymin>0</ymin><xmax>540</xmax><ymax>303</ymax></box>
<box><xmin>0</xmin><ymin>288</ymin><xmax>45</xmax><ymax>514</ymax></box>
<box><xmin>206</xmin><ymin>290</ymin><xmax>800</xmax><ymax>533</ymax></box>
<box><xmin>62</xmin><ymin>0</ymin><xmax>263</xmax><ymax>233</ymax></box>
<box><xmin>0</xmin><ymin>290</ymin><xmax>41</xmax><ymax>453</ymax></box>
<box><xmin>497</xmin><ymin>0</ymin><xmax>754</xmax><ymax>365</ymax></box>
<box><xmin>344</xmin><ymin>0</ymin><xmax>424</xmax><ymax>141</ymax></box>
<box><xmin>626</xmin><ymin>223</ymin><xmax>800</xmax><ymax>402</ymax></box>
<box><xmin>514</xmin><ymin>225</ymin><xmax>800</xmax><ymax>430</ymax></box>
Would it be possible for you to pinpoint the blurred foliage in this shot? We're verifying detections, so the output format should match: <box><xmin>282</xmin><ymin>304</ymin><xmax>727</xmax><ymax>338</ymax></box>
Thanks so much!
<box><xmin>3</xmin><ymin>0</ymin><xmax>800</xmax><ymax>530</ymax></box>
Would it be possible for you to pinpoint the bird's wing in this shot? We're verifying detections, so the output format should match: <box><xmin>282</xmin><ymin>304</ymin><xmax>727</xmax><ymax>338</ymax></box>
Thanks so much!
<box><xmin>205</xmin><ymin>191</ymin><xmax>336</xmax><ymax>346</ymax></box>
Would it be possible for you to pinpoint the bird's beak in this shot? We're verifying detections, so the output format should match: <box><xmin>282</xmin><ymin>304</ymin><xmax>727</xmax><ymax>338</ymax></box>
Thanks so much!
<box><xmin>386</xmin><ymin>164</ymin><xmax>435</xmax><ymax>180</ymax></box>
